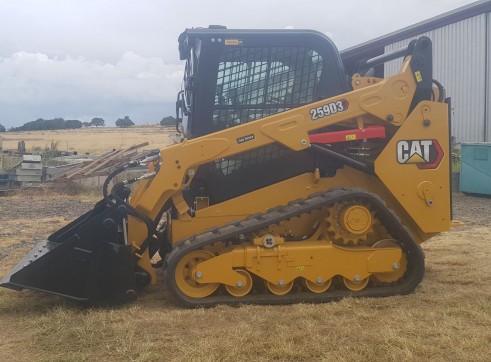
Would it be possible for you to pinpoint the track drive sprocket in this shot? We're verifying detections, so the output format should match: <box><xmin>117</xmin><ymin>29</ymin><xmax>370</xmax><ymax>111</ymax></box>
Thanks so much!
<box><xmin>325</xmin><ymin>201</ymin><xmax>375</xmax><ymax>245</ymax></box>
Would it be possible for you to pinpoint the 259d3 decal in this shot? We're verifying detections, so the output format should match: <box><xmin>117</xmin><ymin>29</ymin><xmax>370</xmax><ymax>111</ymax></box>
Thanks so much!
<box><xmin>396</xmin><ymin>139</ymin><xmax>444</xmax><ymax>169</ymax></box>
<box><xmin>310</xmin><ymin>99</ymin><xmax>349</xmax><ymax>120</ymax></box>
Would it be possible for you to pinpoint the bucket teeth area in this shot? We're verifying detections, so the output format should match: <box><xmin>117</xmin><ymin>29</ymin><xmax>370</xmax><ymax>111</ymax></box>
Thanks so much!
<box><xmin>1</xmin><ymin>240</ymin><xmax>53</xmax><ymax>287</ymax></box>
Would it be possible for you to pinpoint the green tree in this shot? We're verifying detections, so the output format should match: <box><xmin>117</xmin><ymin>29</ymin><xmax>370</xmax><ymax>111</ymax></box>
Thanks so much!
<box><xmin>0</xmin><ymin>123</ymin><xmax>6</xmax><ymax>132</ymax></box>
<box><xmin>50</xmin><ymin>117</ymin><xmax>66</xmax><ymax>129</ymax></box>
<box><xmin>65</xmin><ymin>119</ymin><xmax>83</xmax><ymax>129</ymax></box>
<box><xmin>115</xmin><ymin>116</ymin><xmax>135</xmax><ymax>128</ymax></box>
<box><xmin>91</xmin><ymin>117</ymin><xmax>105</xmax><ymax>127</ymax></box>
<box><xmin>160</xmin><ymin>116</ymin><xmax>176</xmax><ymax>127</ymax></box>
<box><xmin>9</xmin><ymin>117</ymin><xmax>83</xmax><ymax>131</ymax></box>
<box><xmin>82</xmin><ymin>121</ymin><xmax>91</xmax><ymax>128</ymax></box>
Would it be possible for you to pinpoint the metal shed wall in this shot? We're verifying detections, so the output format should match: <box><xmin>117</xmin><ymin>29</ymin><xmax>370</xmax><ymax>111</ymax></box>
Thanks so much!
<box><xmin>384</xmin><ymin>14</ymin><xmax>489</xmax><ymax>143</ymax></box>
<box><xmin>487</xmin><ymin>12</ymin><xmax>491</xmax><ymax>142</ymax></box>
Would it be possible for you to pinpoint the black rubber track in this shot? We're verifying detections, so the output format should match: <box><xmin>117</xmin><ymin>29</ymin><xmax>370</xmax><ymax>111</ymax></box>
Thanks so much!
<box><xmin>165</xmin><ymin>188</ymin><xmax>425</xmax><ymax>307</ymax></box>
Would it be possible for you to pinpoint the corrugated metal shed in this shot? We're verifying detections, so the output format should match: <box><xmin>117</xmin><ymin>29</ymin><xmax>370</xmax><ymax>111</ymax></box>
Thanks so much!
<box><xmin>340</xmin><ymin>0</ymin><xmax>491</xmax><ymax>143</ymax></box>
<box><xmin>384</xmin><ymin>14</ymin><xmax>488</xmax><ymax>142</ymax></box>
<box><xmin>487</xmin><ymin>12</ymin><xmax>491</xmax><ymax>142</ymax></box>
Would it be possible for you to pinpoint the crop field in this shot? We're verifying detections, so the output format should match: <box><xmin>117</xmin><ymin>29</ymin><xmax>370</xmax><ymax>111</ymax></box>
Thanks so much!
<box><xmin>0</xmin><ymin>126</ymin><xmax>175</xmax><ymax>154</ymax></box>
<box><xmin>0</xmin><ymin>191</ymin><xmax>490</xmax><ymax>361</ymax></box>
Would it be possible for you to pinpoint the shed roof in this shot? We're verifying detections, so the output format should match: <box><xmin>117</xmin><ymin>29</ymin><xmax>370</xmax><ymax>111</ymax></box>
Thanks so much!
<box><xmin>341</xmin><ymin>0</ymin><xmax>491</xmax><ymax>60</ymax></box>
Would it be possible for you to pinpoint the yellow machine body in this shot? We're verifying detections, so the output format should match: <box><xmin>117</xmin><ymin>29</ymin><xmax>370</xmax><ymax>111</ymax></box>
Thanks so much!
<box><xmin>123</xmin><ymin>37</ymin><xmax>450</xmax><ymax>306</ymax></box>
<box><xmin>1</xmin><ymin>30</ymin><xmax>451</xmax><ymax>306</ymax></box>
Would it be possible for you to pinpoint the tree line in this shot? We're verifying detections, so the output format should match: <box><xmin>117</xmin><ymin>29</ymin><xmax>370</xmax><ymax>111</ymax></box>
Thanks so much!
<box><xmin>8</xmin><ymin>118</ymin><xmax>84</xmax><ymax>132</ymax></box>
<box><xmin>0</xmin><ymin>115</ymin><xmax>176</xmax><ymax>132</ymax></box>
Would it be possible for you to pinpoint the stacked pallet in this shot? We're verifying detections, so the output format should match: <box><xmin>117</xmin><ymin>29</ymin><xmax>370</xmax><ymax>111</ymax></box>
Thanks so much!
<box><xmin>50</xmin><ymin>142</ymin><xmax>150</xmax><ymax>181</ymax></box>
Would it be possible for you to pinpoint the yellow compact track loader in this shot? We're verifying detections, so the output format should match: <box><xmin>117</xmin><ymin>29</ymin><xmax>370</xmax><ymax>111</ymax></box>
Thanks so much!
<box><xmin>1</xmin><ymin>27</ymin><xmax>452</xmax><ymax>306</ymax></box>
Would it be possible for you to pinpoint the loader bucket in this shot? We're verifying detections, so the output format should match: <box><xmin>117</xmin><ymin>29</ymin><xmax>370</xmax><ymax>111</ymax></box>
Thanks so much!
<box><xmin>1</xmin><ymin>199</ymin><xmax>137</xmax><ymax>303</ymax></box>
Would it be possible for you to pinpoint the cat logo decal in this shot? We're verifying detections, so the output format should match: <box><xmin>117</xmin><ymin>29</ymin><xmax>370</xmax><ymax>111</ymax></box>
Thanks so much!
<box><xmin>396</xmin><ymin>139</ymin><xmax>444</xmax><ymax>169</ymax></box>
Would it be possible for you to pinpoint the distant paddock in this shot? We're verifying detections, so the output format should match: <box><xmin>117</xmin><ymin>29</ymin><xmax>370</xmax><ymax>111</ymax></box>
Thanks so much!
<box><xmin>0</xmin><ymin>126</ymin><xmax>175</xmax><ymax>154</ymax></box>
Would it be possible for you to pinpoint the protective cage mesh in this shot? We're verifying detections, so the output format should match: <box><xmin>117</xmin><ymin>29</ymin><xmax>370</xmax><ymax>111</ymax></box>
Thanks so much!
<box><xmin>200</xmin><ymin>46</ymin><xmax>325</xmax><ymax>200</ymax></box>
<box><xmin>200</xmin><ymin>142</ymin><xmax>319</xmax><ymax>204</ymax></box>
<box><xmin>213</xmin><ymin>46</ymin><xmax>324</xmax><ymax>130</ymax></box>
<box><xmin>213</xmin><ymin>143</ymin><xmax>291</xmax><ymax>177</ymax></box>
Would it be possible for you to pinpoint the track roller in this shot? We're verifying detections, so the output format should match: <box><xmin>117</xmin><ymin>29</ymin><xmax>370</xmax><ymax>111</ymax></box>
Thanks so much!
<box><xmin>265</xmin><ymin>280</ymin><xmax>294</xmax><ymax>295</ymax></box>
<box><xmin>343</xmin><ymin>276</ymin><xmax>369</xmax><ymax>291</ymax></box>
<box><xmin>225</xmin><ymin>270</ymin><xmax>253</xmax><ymax>297</ymax></box>
<box><xmin>303</xmin><ymin>278</ymin><xmax>332</xmax><ymax>293</ymax></box>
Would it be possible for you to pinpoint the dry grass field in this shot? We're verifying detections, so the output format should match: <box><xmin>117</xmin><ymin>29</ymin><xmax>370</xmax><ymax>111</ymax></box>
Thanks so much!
<box><xmin>0</xmin><ymin>192</ymin><xmax>490</xmax><ymax>361</ymax></box>
<box><xmin>1</xmin><ymin>126</ymin><xmax>175</xmax><ymax>154</ymax></box>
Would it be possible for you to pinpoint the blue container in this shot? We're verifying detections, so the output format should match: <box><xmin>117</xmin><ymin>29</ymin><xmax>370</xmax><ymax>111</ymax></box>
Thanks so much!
<box><xmin>460</xmin><ymin>143</ymin><xmax>491</xmax><ymax>195</ymax></box>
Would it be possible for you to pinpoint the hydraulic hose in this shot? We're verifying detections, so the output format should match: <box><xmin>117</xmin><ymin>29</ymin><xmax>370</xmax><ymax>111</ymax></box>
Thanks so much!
<box><xmin>103</xmin><ymin>154</ymin><xmax>161</xmax><ymax>257</ymax></box>
<box><xmin>110</xmin><ymin>182</ymin><xmax>155</xmax><ymax>257</ymax></box>
<box><xmin>103</xmin><ymin>160</ymin><xmax>139</xmax><ymax>200</ymax></box>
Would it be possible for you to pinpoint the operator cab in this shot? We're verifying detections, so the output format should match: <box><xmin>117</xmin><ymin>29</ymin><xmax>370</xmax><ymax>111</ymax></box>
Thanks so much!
<box><xmin>177</xmin><ymin>26</ymin><xmax>350</xmax><ymax>139</ymax></box>
<box><xmin>175</xmin><ymin>27</ymin><xmax>351</xmax><ymax>206</ymax></box>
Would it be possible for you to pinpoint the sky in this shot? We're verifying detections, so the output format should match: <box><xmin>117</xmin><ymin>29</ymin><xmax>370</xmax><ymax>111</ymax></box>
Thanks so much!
<box><xmin>0</xmin><ymin>0</ymin><xmax>478</xmax><ymax>128</ymax></box>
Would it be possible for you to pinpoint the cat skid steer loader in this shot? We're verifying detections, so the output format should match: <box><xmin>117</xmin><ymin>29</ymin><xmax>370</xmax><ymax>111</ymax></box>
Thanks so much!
<box><xmin>1</xmin><ymin>27</ymin><xmax>451</xmax><ymax>307</ymax></box>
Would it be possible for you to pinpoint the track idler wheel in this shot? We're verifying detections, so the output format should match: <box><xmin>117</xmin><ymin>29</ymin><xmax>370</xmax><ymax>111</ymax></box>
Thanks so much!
<box><xmin>174</xmin><ymin>250</ymin><xmax>219</xmax><ymax>298</ymax></box>
<box><xmin>371</xmin><ymin>239</ymin><xmax>407</xmax><ymax>283</ymax></box>
<box><xmin>225</xmin><ymin>270</ymin><xmax>253</xmax><ymax>297</ymax></box>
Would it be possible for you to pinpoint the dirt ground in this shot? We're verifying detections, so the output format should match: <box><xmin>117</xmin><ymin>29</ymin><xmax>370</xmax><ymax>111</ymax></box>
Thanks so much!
<box><xmin>0</xmin><ymin>192</ymin><xmax>490</xmax><ymax>361</ymax></box>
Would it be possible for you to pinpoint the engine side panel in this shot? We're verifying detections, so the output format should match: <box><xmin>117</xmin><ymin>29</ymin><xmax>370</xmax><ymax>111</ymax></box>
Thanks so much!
<box><xmin>375</xmin><ymin>101</ymin><xmax>450</xmax><ymax>233</ymax></box>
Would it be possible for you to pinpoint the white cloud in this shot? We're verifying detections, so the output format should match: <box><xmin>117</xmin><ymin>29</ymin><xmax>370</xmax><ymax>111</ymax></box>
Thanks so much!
<box><xmin>0</xmin><ymin>0</ymin><xmax>477</xmax><ymax>127</ymax></box>
<box><xmin>0</xmin><ymin>51</ymin><xmax>183</xmax><ymax>126</ymax></box>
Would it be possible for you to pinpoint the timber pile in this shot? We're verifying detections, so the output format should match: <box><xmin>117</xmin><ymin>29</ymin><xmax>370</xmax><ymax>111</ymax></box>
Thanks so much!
<box><xmin>50</xmin><ymin>142</ymin><xmax>150</xmax><ymax>181</ymax></box>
